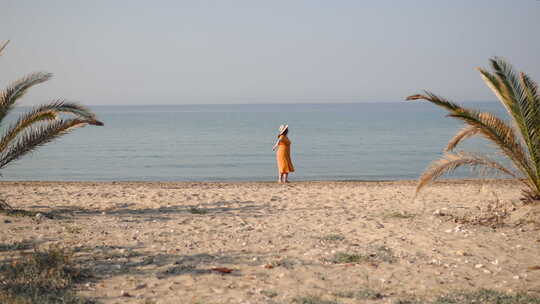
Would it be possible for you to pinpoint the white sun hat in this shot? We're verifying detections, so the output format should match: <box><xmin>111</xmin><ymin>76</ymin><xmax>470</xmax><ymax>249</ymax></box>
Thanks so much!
<box><xmin>278</xmin><ymin>124</ymin><xmax>288</xmax><ymax>135</ymax></box>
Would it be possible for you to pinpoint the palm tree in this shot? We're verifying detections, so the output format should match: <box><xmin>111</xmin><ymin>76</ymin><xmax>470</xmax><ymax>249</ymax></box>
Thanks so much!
<box><xmin>406</xmin><ymin>57</ymin><xmax>540</xmax><ymax>203</ymax></box>
<box><xmin>0</xmin><ymin>41</ymin><xmax>103</xmax><ymax>209</ymax></box>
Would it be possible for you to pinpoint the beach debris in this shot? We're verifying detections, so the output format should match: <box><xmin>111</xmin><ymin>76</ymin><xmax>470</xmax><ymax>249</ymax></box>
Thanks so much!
<box><xmin>433</xmin><ymin>209</ymin><xmax>446</xmax><ymax>216</ymax></box>
<box><xmin>455</xmin><ymin>250</ymin><xmax>469</xmax><ymax>256</ymax></box>
<box><xmin>135</xmin><ymin>283</ymin><xmax>147</xmax><ymax>290</ymax></box>
<box><xmin>211</xmin><ymin>267</ymin><xmax>234</xmax><ymax>274</ymax></box>
<box><xmin>475</xmin><ymin>264</ymin><xmax>484</xmax><ymax>268</ymax></box>
<box><xmin>120</xmin><ymin>290</ymin><xmax>132</xmax><ymax>297</ymax></box>
<box><xmin>527</xmin><ymin>265</ymin><xmax>540</xmax><ymax>271</ymax></box>
<box><xmin>34</xmin><ymin>213</ymin><xmax>44</xmax><ymax>222</ymax></box>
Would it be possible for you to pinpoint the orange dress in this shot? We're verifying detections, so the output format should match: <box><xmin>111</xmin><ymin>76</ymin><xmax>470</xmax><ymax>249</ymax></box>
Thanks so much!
<box><xmin>276</xmin><ymin>135</ymin><xmax>295</xmax><ymax>173</ymax></box>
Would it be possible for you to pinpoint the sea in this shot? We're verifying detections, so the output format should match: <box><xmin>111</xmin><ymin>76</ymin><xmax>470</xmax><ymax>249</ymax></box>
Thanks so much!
<box><xmin>3</xmin><ymin>102</ymin><xmax>511</xmax><ymax>182</ymax></box>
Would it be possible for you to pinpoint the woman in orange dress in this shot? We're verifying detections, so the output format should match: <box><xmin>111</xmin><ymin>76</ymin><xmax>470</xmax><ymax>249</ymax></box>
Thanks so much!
<box><xmin>272</xmin><ymin>124</ymin><xmax>295</xmax><ymax>183</ymax></box>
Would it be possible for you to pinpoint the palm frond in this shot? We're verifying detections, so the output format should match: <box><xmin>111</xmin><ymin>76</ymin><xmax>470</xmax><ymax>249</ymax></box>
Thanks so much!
<box><xmin>477</xmin><ymin>61</ymin><xmax>527</xmax><ymax>137</ymax></box>
<box><xmin>479</xmin><ymin>59</ymin><xmax>537</xmax><ymax>154</ymax></box>
<box><xmin>0</xmin><ymin>40</ymin><xmax>9</xmax><ymax>56</ymax></box>
<box><xmin>0</xmin><ymin>118</ymin><xmax>90</xmax><ymax>169</ymax></box>
<box><xmin>445</xmin><ymin>125</ymin><xmax>480</xmax><ymax>151</ymax></box>
<box><xmin>33</xmin><ymin>100</ymin><xmax>102</xmax><ymax>124</ymax></box>
<box><xmin>409</xmin><ymin>58</ymin><xmax>540</xmax><ymax>201</ymax></box>
<box><xmin>518</xmin><ymin>72</ymin><xmax>540</xmax><ymax>181</ymax></box>
<box><xmin>407</xmin><ymin>93</ymin><xmax>534</xmax><ymax>182</ymax></box>
<box><xmin>0</xmin><ymin>100</ymin><xmax>103</xmax><ymax>153</ymax></box>
<box><xmin>0</xmin><ymin>72</ymin><xmax>53</xmax><ymax>123</ymax></box>
<box><xmin>416</xmin><ymin>152</ymin><xmax>519</xmax><ymax>195</ymax></box>
<box><xmin>447</xmin><ymin>110</ymin><xmax>532</xmax><ymax>174</ymax></box>
<box><xmin>490</xmin><ymin>57</ymin><xmax>522</xmax><ymax>105</ymax></box>
<box><xmin>479</xmin><ymin>59</ymin><xmax>540</xmax><ymax>189</ymax></box>
<box><xmin>406</xmin><ymin>91</ymin><xmax>461</xmax><ymax>112</ymax></box>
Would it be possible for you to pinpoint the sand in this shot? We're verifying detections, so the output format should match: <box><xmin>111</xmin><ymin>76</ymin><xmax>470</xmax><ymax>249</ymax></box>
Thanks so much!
<box><xmin>1</xmin><ymin>179</ymin><xmax>539</xmax><ymax>303</ymax></box>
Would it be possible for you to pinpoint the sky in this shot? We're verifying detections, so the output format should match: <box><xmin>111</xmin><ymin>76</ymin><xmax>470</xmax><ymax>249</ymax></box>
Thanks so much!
<box><xmin>1</xmin><ymin>0</ymin><xmax>539</xmax><ymax>106</ymax></box>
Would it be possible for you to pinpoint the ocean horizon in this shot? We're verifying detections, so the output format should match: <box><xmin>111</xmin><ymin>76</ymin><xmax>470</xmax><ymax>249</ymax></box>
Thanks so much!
<box><xmin>3</xmin><ymin>102</ymin><xmax>510</xmax><ymax>182</ymax></box>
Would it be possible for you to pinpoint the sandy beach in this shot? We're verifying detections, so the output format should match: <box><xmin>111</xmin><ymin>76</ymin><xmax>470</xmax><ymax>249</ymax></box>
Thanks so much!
<box><xmin>1</xmin><ymin>179</ymin><xmax>539</xmax><ymax>303</ymax></box>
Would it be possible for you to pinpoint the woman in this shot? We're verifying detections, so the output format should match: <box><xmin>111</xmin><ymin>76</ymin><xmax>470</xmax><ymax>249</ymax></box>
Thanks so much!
<box><xmin>272</xmin><ymin>124</ymin><xmax>295</xmax><ymax>183</ymax></box>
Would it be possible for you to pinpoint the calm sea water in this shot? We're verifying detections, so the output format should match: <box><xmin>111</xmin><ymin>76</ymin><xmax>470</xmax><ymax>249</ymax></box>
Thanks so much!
<box><xmin>3</xmin><ymin>102</ymin><xmax>510</xmax><ymax>181</ymax></box>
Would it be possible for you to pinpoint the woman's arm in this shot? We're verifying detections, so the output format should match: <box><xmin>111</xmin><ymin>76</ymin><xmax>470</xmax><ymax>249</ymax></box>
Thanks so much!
<box><xmin>272</xmin><ymin>138</ymin><xmax>281</xmax><ymax>151</ymax></box>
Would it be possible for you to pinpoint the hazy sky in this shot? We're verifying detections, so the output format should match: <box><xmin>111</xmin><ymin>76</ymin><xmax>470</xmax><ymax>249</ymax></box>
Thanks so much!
<box><xmin>1</xmin><ymin>0</ymin><xmax>539</xmax><ymax>105</ymax></box>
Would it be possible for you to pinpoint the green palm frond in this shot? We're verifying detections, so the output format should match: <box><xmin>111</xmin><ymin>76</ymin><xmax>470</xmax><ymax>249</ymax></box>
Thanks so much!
<box><xmin>479</xmin><ymin>59</ymin><xmax>540</xmax><ymax>192</ymax></box>
<box><xmin>0</xmin><ymin>40</ymin><xmax>103</xmax><ymax>178</ymax></box>
<box><xmin>445</xmin><ymin>125</ymin><xmax>480</xmax><ymax>151</ymax></box>
<box><xmin>0</xmin><ymin>118</ymin><xmax>91</xmax><ymax>169</ymax></box>
<box><xmin>489</xmin><ymin>57</ymin><xmax>522</xmax><ymax>106</ymax></box>
<box><xmin>408</xmin><ymin>57</ymin><xmax>540</xmax><ymax>202</ymax></box>
<box><xmin>0</xmin><ymin>72</ymin><xmax>53</xmax><ymax>123</ymax></box>
<box><xmin>518</xmin><ymin>72</ymin><xmax>540</xmax><ymax>180</ymax></box>
<box><xmin>0</xmin><ymin>100</ymin><xmax>103</xmax><ymax>153</ymax></box>
<box><xmin>416</xmin><ymin>152</ymin><xmax>519</xmax><ymax>195</ymax></box>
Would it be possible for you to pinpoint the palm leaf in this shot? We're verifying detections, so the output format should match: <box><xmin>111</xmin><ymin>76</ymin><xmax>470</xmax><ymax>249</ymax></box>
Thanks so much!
<box><xmin>0</xmin><ymin>72</ymin><xmax>53</xmax><ymax>123</ymax></box>
<box><xmin>518</xmin><ymin>72</ymin><xmax>540</xmax><ymax>184</ymax></box>
<box><xmin>0</xmin><ymin>40</ymin><xmax>9</xmax><ymax>56</ymax></box>
<box><xmin>0</xmin><ymin>101</ymin><xmax>103</xmax><ymax>153</ymax></box>
<box><xmin>0</xmin><ymin>40</ymin><xmax>103</xmax><ymax>184</ymax></box>
<box><xmin>406</xmin><ymin>91</ymin><xmax>461</xmax><ymax>112</ymax></box>
<box><xmin>416</xmin><ymin>152</ymin><xmax>520</xmax><ymax>195</ymax></box>
<box><xmin>479</xmin><ymin>59</ymin><xmax>540</xmax><ymax>192</ymax></box>
<box><xmin>489</xmin><ymin>57</ymin><xmax>522</xmax><ymax>108</ymax></box>
<box><xmin>408</xmin><ymin>58</ymin><xmax>540</xmax><ymax>201</ymax></box>
<box><xmin>448</xmin><ymin>110</ymin><xmax>533</xmax><ymax>176</ymax></box>
<box><xmin>407</xmin><ymin>93</ymin><xmax>535</xmax><ymax>183</ymax></box>
<box><xmin>445</xmin><ymin>125</ymin><xmax>480</xmax><ymax>151</ymax></box>
<box><xmin>0</xmin><ymin>118</ymin><xmax>91</xmax><ymax>169</ymax></box>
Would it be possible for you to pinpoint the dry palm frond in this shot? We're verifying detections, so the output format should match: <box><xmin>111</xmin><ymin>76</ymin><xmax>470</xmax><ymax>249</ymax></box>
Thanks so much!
<box><xmin>407</xmin><ymin>92</ymin><xmax>533</xmax><ymax>177</ymax></box>
<box><xmin>0</xmin><ymin>72</ymin><xmax>53</xmax><ymax>122</ymax></box>
<box><xmin>448</xmin><ymin>110</ymin><xmax>534</xmax><ymax>178</ymax></box>
<box><xmin>445</xmin><ymin>125</ymin><xmax>480</xmax><ymax>151</ymax></box>
<box><xmin>0</xmin><ymin>40</ymin><xmax>9</xmax><ymax>55</ymax></box>
<box><xmin>416</xmin><ymin>152</ymin><xmax>519</xmax><ymax>195</ymax></box>
<box><xmin>406</xmin><ymin>92</ymin><xmax>461</xmax><ymax>112</ymax></box>
<box><xmin>0</xmin><ymin>118</ymin><xmax>92</xmax><ymax>169</ymax></box>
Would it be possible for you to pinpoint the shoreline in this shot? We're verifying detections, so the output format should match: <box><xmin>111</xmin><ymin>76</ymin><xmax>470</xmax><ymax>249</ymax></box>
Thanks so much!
<box><xmin>0</xmin><ymin>177</ymin><xmax>519</xmax><ymax>185</ymax></box>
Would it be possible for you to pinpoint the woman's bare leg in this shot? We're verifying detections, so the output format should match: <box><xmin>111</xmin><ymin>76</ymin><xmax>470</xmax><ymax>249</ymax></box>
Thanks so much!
<box><xmin>284</xmin><ymin>173</ymin><xmax>289</xmax><ymax>183</ymax></box>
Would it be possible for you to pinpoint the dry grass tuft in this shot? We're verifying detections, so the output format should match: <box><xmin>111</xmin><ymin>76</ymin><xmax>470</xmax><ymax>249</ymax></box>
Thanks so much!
<box><xmin>330</xmin><ymin>246</ymin><xmax>396</xmax><ymax>265</ymax></box>
<box><xmin>443</xmin><ymin>199</ymin><xmax>514</xmax><ymax>228</ymax></box>
<box><xmin>0</xmin><ymin>245</ymin><xmax>96</xmax><ymax>304</ymax></box>
<box><xmin>292</xmin><ymin>295</ymin><xmax>340</xmax><ymax>304</ymax></box>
